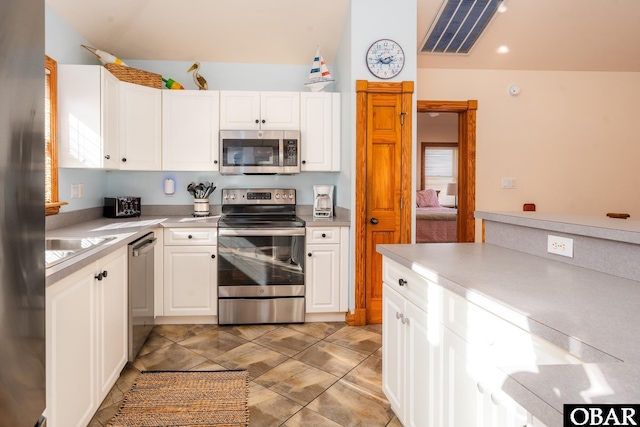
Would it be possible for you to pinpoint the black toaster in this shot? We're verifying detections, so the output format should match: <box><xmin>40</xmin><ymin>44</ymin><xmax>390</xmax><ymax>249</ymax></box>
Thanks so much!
<box><xmin>104</xmin><ymin>197</ymin><xmax>141</xmax><ymax>218</ymax></box>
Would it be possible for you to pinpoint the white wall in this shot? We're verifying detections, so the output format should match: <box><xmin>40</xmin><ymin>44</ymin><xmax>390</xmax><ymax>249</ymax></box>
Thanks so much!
<box><xmin>417</xmin><ymin>68</ymin><xmax>640</xmax><ymax>239</ymax></box>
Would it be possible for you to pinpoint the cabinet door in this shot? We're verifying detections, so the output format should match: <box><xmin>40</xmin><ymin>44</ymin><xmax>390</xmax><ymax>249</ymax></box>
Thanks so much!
<box><xmin>305</xmin><ymin>243</ymin><xmax>340</xmax><ymax>312</ymax></box>
<box><xmin>442</xmin><ymin>328</ymin><xmax>485</xmax><ymax>427</ymax></box>
<box><xmin>46</xmin><ymin>266</ymin><xmax>96</xmax><ymax>427</ymax></box>
<box><xmin>58</xmin><ymin>65</ymin><xmax>103</xmax><ymax>168</ymax></box>
<box><xmin>164</xmin><ymin>245</ymin><xmax>217</xmax><ymax>316</ymax></box>
<box><xmin>219</xmin><ymin>91</ymin><xmax>261</xmax><ymax>130</ymax></box>
<box><xmin>119</xmin><ymin>82</ymin><xmax>162</xmax><ymax>170</ymax></box>
<box><xmin>300</xmin><ymin>92</ymin><xmax>339</xmax><ymax>171</ymax></box>
<box><xmin>260</xmin><ymin>91</ymin><xmax>300</xmax><ymax>130</ymax></box>
<box><xmin>95</xmin><ymin>247</ymin><xmax>128</xmax><ymax>402</ymax></box>
<box><xmin>101</xmin><ymin>68</ymin><xmax>120</xmax><ymax>169</ymax></box>
<box><xmin>405</xmin><ymin>299</ymin><xmax>441</xmax><ymax>427</ymax></box>
<box><xmin>382</xmin><ymin>284</ymin><xmax>405</xmax><ymax>424</ymax></box>
<box><xmin>162</xmin><ymin>90</ymin><xmax>220</xmax><ymax>171</ymax></box>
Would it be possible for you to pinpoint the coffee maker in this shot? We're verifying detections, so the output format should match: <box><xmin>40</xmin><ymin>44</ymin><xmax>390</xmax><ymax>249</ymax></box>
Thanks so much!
<box><xmin>313</xmin><ymin>185</ymin><xmax>334</xmax><ymax>218</ymax></box>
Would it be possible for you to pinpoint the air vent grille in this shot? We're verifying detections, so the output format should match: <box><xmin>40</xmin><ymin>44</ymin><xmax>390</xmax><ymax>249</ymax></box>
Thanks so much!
<box><xmin>421</xmin><ymin>0</ymin><xmax>503</xmax><ymax>55</ymax></box>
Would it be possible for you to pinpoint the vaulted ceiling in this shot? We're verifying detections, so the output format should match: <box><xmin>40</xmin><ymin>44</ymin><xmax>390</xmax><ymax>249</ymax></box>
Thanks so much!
<box><xmin>46</xmin><ymin>0</ymin><xmax>640</xmax><ymax>72</ymax></box>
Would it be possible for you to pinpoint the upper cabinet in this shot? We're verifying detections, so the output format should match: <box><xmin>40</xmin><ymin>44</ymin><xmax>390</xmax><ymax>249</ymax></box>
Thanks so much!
<box><xmin>162</xmin><ymin>90</ymin><xmax>220</xmax><ymax>171</ymax></box>
<box><xmin>58</xmin><ymin>65</ymin><xmax>120</xmax><ymax>169</ymax></box>
<box><xmin>220</xmin><ymin>91</ymin><xmax>300</xmax><ymax>130</ymax></box>
<box><xmin>119</xmin><ymin>82</ymin><xmax>162</xmax><ymax>170</ymax></box>
<box><xmin>300</xmin><ymin>92</ymin><xmax>341</xmax><ymax>171</ymax></box>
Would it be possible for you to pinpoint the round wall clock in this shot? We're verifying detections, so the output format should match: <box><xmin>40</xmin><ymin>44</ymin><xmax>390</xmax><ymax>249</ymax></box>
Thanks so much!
<box><xmin>366</xmin><ymin>39</ymin><xmax>405</xmax><ymax>79</ymax></box>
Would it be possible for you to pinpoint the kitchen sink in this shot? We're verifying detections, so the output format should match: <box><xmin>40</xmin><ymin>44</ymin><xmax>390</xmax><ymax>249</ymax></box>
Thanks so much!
<box><xmin>45</xmin><ymin>236</ymin><xmax>117</xmax><ymax>267</ymax></box>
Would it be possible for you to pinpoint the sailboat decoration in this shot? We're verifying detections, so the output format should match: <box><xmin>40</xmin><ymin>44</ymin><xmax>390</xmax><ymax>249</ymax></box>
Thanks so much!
<box><xmin>304</xmin><ymin>48</ymin><xmax>334</xmax><ymax>92</ymax></box>
<box><xmin>81</xmin><ymin>44</ymin><xmax>128</xmax><ymax>66</ymax></box>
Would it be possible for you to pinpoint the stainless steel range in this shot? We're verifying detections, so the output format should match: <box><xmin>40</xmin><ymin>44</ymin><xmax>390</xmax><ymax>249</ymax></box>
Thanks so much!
<box><xmin>217</xmin><ymin>188</ymin><xmax>305</xmax><ymax>325</ymax></box>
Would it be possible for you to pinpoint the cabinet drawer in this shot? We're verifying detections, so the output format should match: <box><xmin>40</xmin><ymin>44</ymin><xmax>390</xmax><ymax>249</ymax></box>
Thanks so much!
<box><xmin>306</xmin><ymin>227</ymin><xmax>340</xmax><ymax>244</ymax></box>
<box><xmin>164</xmin><ymin>228</ymin><xmax>217</xmax><ymax>245</ymax></box>
<box><xmin>444</xmin><ymin>289</ymin><xmax>582</xmax><ymax>367</ymax></box>
<box><xmin>383</xmin><ymin>258</ymin><xmax>440</xmax><ymax>314</ymax></box>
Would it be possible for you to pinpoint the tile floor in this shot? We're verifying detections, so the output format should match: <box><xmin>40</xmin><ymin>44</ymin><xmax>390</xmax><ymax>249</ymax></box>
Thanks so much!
<box><xmin>88</xmin><ymin>322</ymin><xmax>402</xmax><ymax>427</ymax></box>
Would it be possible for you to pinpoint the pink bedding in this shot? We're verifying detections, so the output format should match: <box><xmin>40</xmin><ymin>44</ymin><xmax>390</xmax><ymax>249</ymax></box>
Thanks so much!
<box><xmin>416</xmin><ymin>207</ymin><xmax>457</xmax><ymax>243</ymax></box>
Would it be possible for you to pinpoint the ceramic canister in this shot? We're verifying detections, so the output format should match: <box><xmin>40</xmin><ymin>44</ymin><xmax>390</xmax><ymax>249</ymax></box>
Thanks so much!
<box><xmin>193</xmin><ymin>198</ymin><xmax>209</xmax><ymax>216</ymax></box>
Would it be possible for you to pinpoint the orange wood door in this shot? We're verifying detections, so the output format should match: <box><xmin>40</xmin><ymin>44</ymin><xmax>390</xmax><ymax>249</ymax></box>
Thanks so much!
<box><xmin>365</xmin><ymin>92</ymin><xmax>403</xmax><ymax>324</ymax></box>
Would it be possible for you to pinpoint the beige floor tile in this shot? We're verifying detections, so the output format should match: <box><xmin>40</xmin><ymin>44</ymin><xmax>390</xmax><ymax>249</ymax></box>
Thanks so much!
<box><xmin>365</xmin><ymin>323</ymin><xmax>383</xmax><ymax>334</ymax></box>
<box><xmin>386</xmin><ymin>415</ymin><xmax>403</xmax><ymax>426</ymax></box>
<box><xmin>253</xmin><ymin>327</ymin><xmax>320</xmax><ymax>357</ymax></box>
<box><xmin>343</xmin><ymin>354</ymin><xmax>383</xmax><ymax>394</ymax></box>
<box><xmin>219</xmin><ymin>324</ymin><xmax>280</xmax><ymax>341</ymax></box>
<box><xmin>151</xmin><ymin>324</ymin><xmax>214</xmax><ymax>342</ymax></box>
<box><xmin>324</xmin><ymin>326</ymin><xmax>382</xmax><ymax>355</ymax></box>
<box><xmin>248</xmin><ymin>382</ymin><xmax>303</xmax><ymax>427</ymax></box>
<box><xmin>189</xmin><ymin>360</ymin><xmax>228</xmax><ymax>371</ymax></box>
<box><xmin>134</xmin><ymin>343</ymin><xmax>208</xmax><ymax>371</ymax></box>
<box><xmin>281</xmin><ymin>407</ymin><xmax>343</xmax><ymax>427</ymax></box>
<box><xmin>293</xmin><ymin>341</ymin><xmax>369</xmax><ymax>377</ymax></box>
<box><xmin>135</xmin><ymin>331</ymin><xmax>173</xmax><ymax>357</ymax></box>
<box><xmin>254</xmin><ymin>359</ymin><xmax>339</xmax><ymax>406</ymax></box>
<box><xmin>286</xmin><ymin>322</ymin><xmax>346</xmax><ymax>339</ymax></box>
<box><xmin>213</xmin><ymin>342</ymin><xmax>289</xmax><ymax>379</ymax></box>
<box><xmin>179</xmin><ymin>329</ymin><xmax>248</xmax><ymax>359</ymax></box>
<box><xmin>307</xmin><ymin>379</ymin><xmax>394</xmax><ymax>427</ymax></box>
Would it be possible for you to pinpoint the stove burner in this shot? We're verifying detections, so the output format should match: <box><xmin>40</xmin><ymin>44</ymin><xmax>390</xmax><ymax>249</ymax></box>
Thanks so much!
<box><xmin>219</xmin><ymin>188</ymin><xmax>303</xmax><ymax>229</ymax></box>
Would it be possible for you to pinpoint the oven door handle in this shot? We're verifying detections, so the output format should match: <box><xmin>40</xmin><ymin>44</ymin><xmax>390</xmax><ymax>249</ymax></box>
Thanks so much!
<box><xmin>218</xmin><ymin>228</ymin><xmax>305</xmax><ymax>237</ymax></box>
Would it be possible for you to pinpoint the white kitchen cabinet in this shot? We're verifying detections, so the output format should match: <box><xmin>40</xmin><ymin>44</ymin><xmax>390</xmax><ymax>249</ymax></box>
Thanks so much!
<box><xmin>163</xmin><ymin>228</ymin><xmax>217</xmax><ymax>317</ymax></box>
<box><xmin>382</xmin><ymin>275</ymin><xmax>441</xmax><ymax>427</ymax></box>
<box><xmin>162</xmin><ymin>90</ymin><xmax>220</xmax><ymax>171</ymax></box>
<box><xmin>219</xmin><ymin>91</ymin><xmax>300</xmax><ymax>130</ymax></box>
<box><xmin>382</xmin><ymin>256</ymin><xmax>566</xmax><ymax>427</ymax></box>
<box><xmin>300</xmin><ymin>92</ymin><xmax>340</xmax><ymax>171</ymax></box>
<box><xmin>305</xmin><ymin>227</ymin><xmax>348</xmax><ymax>313</ymax></box>
<box><xmin>46</xmin><ymin>246</ymin><xmax>127</xmax><ymax>427</ymax></box>
<box><xmin>119</xmin><ymin>81</ymin><xmax>162</xmax><ymax>170</ymax></box>
<box><xmin>58</xmin><ymin>64</ymin><xmax>120</xmax><ymax>169</ymax></box>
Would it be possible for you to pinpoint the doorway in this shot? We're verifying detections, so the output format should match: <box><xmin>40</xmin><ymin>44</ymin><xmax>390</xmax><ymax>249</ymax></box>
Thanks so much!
<box><xmin>417</xmin><ymin>100</ymin><xmax>477</xmax><ymax>243</ymax></box>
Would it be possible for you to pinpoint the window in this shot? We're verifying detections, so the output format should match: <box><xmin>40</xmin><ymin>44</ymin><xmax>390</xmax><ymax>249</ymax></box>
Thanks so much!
<box><xmin>45</xmin><ymin>55</ymin><xmax>66</xmax><ymax>215</ymax></box>
<box><xmin>421</xmin><ymin>142</ymin><xmax>458</xmax><ymax>206</ymax></box>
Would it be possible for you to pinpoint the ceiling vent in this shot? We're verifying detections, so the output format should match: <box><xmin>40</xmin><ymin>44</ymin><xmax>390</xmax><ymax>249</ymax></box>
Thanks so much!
<box><xmin>420</xmin><ymin>0</ymin><xmax>504</xmax><ymax>55</ymax></box>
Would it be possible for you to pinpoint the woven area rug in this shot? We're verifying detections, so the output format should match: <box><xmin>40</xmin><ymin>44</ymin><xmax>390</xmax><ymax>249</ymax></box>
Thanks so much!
<box><xmin>107</xmin><ymin>370</ymin><xmax>249</xmax><ymax>427</ymax></box>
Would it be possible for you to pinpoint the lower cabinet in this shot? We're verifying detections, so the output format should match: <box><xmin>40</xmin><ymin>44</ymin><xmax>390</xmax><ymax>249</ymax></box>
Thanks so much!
<box><xmin>305</xmin><ymin>227</ymin><xmax>348</xmax><ymax>314</ymax></box>
<box><xmin>46</xmin><ymin>247</ymin><xmax>127</xmax><ymax>427</ymax></box>
<box><xmin>382</xmin><ymin>257</ymin><xmax>559</xmax><ymax>427</ymax></box>
<box><xmin>383</xmin><ymin>283</ymin><xmax>441</xmax><ymax>427</ymax></box>
<box><xmin>163</xmin><ymin>228</ymin><xmax>217</xmax><ymax>317</ymax></box>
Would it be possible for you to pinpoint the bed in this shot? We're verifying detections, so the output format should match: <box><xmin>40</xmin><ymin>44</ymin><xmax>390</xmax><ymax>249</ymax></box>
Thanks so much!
<box><xmin>415</xmin><ymin>189</ymin><xmax>458</xmax><ymax>243</ymax></box>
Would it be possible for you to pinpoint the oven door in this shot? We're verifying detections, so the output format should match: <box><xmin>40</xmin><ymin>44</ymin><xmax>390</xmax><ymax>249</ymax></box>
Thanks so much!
<box><xmin>217</xmin><ymin>228</ymin><xmax>305</xmax><ymax>325</ymax></box>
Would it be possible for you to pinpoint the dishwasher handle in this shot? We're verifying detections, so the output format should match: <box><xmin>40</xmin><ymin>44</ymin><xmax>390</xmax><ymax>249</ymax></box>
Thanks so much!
<box><xmin>132</xmin><ymin>237</ymin><xmax>157</xmax><ymax>257</ymax></box>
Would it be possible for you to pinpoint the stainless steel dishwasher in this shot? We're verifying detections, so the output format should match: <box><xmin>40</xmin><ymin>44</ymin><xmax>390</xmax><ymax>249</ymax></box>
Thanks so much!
<box><xmin>128</xmin><ymin>232</ymin><xmax>157</xmax><ymax>361</ymax></box>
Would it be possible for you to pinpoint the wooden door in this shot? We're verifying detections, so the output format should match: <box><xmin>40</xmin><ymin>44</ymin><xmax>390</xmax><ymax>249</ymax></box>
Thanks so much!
<box><xmin>350</xmin><ymin>81</ymin><xmax>413</xmax><ymax>325</ymax></box>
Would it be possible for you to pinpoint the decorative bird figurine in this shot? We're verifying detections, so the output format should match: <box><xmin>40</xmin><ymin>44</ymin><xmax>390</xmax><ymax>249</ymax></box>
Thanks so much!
<box><xmin>187</xmin><ymin>62</ymin><xmax>208</xmax><ymax>90</ymax></box>
<box><xmin>81</xmin><ymin>44</ymin><xmax>128</xmax><ymax>66</ymax></box>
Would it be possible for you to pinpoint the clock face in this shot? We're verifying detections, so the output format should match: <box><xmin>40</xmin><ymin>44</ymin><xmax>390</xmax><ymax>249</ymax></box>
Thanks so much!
<box><xmin>366</xmin><ymin>39</ymin><xmax>405</xmax><ymax>79</ymax></box>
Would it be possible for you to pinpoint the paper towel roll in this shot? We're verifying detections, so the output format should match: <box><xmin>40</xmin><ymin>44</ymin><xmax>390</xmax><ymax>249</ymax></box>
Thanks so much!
<box><xmin>164</xmin><ymin>178</ymin><xmax>175</xmax><ymax>194</ymax></box>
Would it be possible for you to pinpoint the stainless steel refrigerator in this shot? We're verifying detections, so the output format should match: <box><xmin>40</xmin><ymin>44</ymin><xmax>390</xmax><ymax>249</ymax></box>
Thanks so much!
<box><xmin>0</xmin><ymin>0</ymin><xmax>47</xmax><ymax>426</ymax></box>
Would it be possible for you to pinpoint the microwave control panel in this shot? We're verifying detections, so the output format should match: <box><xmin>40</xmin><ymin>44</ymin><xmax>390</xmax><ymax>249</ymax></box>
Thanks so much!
<box><xmin>283</xmin><ymin>139</ymin><xmax>298</xmax><ymax>166</ymax></box>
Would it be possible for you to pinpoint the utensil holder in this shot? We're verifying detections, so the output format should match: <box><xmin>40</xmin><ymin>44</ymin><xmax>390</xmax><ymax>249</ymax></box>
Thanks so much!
<box><xmin>193</xmin><ymin>199</ymin><xmax>209</xmax><ymax>216</ymax></box>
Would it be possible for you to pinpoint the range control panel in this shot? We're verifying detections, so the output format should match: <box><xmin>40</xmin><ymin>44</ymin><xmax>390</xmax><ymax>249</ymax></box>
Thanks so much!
<box><xmin>221</xmin><ymin>188</ymin><xmax>296</xmax><ymax>205</ymax></box>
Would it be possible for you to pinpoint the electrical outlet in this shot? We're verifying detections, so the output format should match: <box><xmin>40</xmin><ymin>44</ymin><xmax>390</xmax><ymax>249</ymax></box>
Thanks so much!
<box><xmin>547</xmin><ymin>235</ymin><xmax>574</xmax><ymax>258</ymax></box>
<box><xmin>71</xmin><ymin>184</ymin><xmax>79</xmax><ymax>199</ymax></box>
<box><xmin>78</xmin><ymin>183</ymin><xmax>84</xmax><ymax>198</ymax></box>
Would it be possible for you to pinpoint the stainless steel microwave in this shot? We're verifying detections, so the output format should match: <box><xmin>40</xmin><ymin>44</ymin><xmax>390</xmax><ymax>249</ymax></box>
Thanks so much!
<box><xmin>219</xmin><ymin>130</ymin><xmax>301</xmax><ymax>174</ymax></box>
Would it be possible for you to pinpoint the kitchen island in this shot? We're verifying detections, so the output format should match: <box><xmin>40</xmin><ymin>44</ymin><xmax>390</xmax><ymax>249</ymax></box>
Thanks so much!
<box><xmin>377</xmin><ymin>212</ymin><xmax>640</xmax><ymax>427</ymax></box>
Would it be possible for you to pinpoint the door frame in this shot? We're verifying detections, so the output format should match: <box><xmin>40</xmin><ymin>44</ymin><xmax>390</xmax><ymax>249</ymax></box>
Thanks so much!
<box><xmin>417</xmin><ymin>100</ymin><xmax>477</xmax><ymax>243</ymax></box>
<box><xmin>347</xmin><ymin>80</ymin><xmax>414</xmax><ymax>326</ymax></box>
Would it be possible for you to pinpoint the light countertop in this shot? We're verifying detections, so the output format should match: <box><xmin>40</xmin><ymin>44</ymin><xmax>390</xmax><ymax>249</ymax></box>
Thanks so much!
<box><xmin>377</xmin><ymin>242</ymin><xmax>640</xmax><ymax>427</ymax></box>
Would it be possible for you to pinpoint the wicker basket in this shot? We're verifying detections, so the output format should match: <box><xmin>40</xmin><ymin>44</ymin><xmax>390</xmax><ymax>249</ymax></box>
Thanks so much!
<box><xmin>104</xmin><ymin>63</ymin><xmax>162</xmax><ymax>89</ymax></box>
